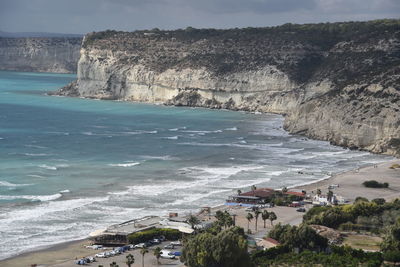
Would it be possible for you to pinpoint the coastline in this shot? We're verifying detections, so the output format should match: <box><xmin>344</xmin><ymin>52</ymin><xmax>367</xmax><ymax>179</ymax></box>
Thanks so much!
<box><xmin>2</xmin><ymin>157</ymin><xmax>399</xmax><ymax>266</ymax></box>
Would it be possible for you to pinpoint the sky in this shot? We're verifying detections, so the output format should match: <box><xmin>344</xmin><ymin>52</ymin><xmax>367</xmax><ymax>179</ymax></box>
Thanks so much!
<box><xmin>0</xmin><ymin>0</ymin><xmax>399</xmax><ymax>34</ymax></box>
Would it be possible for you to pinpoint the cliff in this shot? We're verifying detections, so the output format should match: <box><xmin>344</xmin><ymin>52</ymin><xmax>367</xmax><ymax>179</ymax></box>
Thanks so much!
<box><xmin>0</xmin><ymin>37</ymin><xmax>82</xmax><ymax>73</ymax></box>
<box><xmin>56</xmin><ymin>20</ymin><xmax>400</xmax><ymax>157</ymax></box>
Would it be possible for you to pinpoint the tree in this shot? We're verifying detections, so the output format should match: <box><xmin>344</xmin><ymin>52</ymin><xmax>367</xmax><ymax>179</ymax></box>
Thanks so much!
<box><xmin>269</xmin><ymin>212</ymin><xmax>277</xmax><ymax>226</ymax></box>
<box><xmin>140</xmin><ymin>248</ymin><xmax>149</xmax><ymax>267</ymax></box>
<box><xmin>181</xmin><ymin>227</ymin><xmax>251</xmax><ymax>267</ymax></box>
<box><xmin>381</xmin><ymin>218</ymin><xmax>400</xmax><ymax>252</ymax></box>
<box><xmin>126</xmin><ymin>254</ymin><xmax>135</xmax><ymax>267</ymax></box>
<box><xmin>110</xmin><ymin>262</ymin><xmax>119</xmax><ymax>267</ymax></box>
<box><xmin>251</xmin><ymin>185</ymin><xmax>257</xmax><ymax>196</ymax></box>
<box><xmin>246</xmin><ymin>213</ymin><xmax>253</xmax><ymax>232</ymax></box>
<box><xmin>188</xmin><ymin>215</ymin><xmax>200</xmax><ymax>230</ymax></box>
<box><xmin>254</xmin><ymin>209</ymin><xmax>261</xmax><ymax>231</ymax></box>
<box><xmin>223</xmin><ymin>211</ymin><xmax>234</xmax><ymax>228</ymax></box>
<box><xmin>261</xmin><ymin>210</ymin><xmax>269</xmax><ymax>228</ymax></box>
<box><xmin>327</xmin><ymin>190</ymin><xmax>334</xmax><ymax>203</ymax></box>
<box><xmin>154</xmin><ymin>247</ymin><xmax>162</xmax><ymax>265</ymax></box>
<box><xmin>237</xmin><ymin>189</ymin><xmax>242</xmax><ymax>195</ymax></box>
<box><xmin>282</xmin><ymin>187</ymin><xmax>288</xmax><ymax>194</ymax></box>
<box><xmin>316</xmin><ymin>188</ymin><xmax>322</xmax><ymax>196</ymax></box>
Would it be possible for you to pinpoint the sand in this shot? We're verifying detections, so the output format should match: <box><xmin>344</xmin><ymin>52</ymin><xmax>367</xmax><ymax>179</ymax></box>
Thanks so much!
<box><xmin>2</xmin><ymin>159</ymin><xmax>399</xmax><ymax>267</ymax></box>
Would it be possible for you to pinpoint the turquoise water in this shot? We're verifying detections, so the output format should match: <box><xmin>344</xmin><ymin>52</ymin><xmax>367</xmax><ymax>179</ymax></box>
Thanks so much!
<box><xmin>0</xmin><ymin>71</ymin><xmax>392</xmax><ymax>259</ymax></box>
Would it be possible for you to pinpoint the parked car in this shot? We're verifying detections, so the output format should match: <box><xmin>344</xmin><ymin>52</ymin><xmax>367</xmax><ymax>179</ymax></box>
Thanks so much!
<box><xmin>104</xmin><ymin>251</ymin><xmax>112</xmax><ymax>257</ymax></box>
<box><xmin>157</xmin><ymin>235</ymin><xmax>166</xmax><ymax>241</ymax></box>
<box><xmin>122</xmin><ymin>245</ymin><xmax>131</xmax><ymax>251</ymax></box>
<box><xmin>95</xmin><ymin>252</ymin><xmax>107</xmax><ymax>258</ymax></box>
<box><xmin>160</xmin><ymin>250</ymin><xmax>176</xmax><ymax>259</ymax></box>
<box><xmin>164</xmin><ymin>244</ymin><xmax>174</xmax><ymax>249</ymax></box>
<box><xmin>296</xmin><ymin>208</ymin><xmax>306</xmax><ymax>212</ymax></box>
<box><xmin>151</xmin><ymin>238</ymin><xmax>161</xmax><ymax>244</ymax></box>
<box><xmin>145</xmin><ymin>241</ymin><xmax>153</xmax><ymax>247</ymax></box>
<box><xmin>75</xmin><ymin>259</ymin><xmax>87</xmax><ymax>265</ymax></box>
<box><xmin>170</xmin><ymin>241</ymin><xmax>182</xmax><ymax>246</ymax></box>
<box><xmin>129</xmin><ymin>244</ymin><xmax>135</xmax><ymax>249</ymax></box>
<box><xmin>134</xmin><ymin>243</ymin><xmax>147</xmax><ymax>248</ymax></box>
<box><xmin>109</xmin><ymin>250</ymin><xmax>117</xmax><ymax>256</ymax></box>
<box><xmin>172</xmin><ymin>251</ymin><xmax>182</xmax><ymax>256</ymax></box>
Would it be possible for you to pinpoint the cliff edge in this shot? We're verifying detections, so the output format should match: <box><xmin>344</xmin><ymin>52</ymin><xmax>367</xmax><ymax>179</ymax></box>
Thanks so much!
<box><xmin>0</xmin><ymin>37</ymin><xmax>82</xmax><ymax>73</ymax></box>
<box><xmin>56</xmin><ymin>20</ymin><xmax>400</xmax><ymax>157</ymax></box>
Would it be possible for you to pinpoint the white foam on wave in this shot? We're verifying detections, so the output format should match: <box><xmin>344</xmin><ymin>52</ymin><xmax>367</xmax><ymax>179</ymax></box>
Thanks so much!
<box><xmin>0</xmin><ymin>137</ymin><xmax>4</xmax><ymax>140</ymax></box>
<box><xmin>108</xmin><ymin>162</ymin><xmax>140</xmax><ymax>167</ymax></box>
<box><xmin>0</xmin><ymin>181</ymin><xmax>33</xmax><ymax>187</ymax></box>
<box><xmin>225</xmin><ymin>127</ymin><xmax>238</xmax><ymax>131</ymax></box>
<box><xmin>27</xmin><ymin>174</ymin><xmax>46</xmax><ymax>179</ymax></box>
<box><xmin>0</xmin><ymin>193</ymin><xmax>62</xmax><ymax>202</ymax></box>
<box><xmin>140</xmin><ymin>155</ymin><xmax>177</xmax><ymax>161</ymax></box>
<box><xmin>38</xmin><ymin>164</ymin><xmax>57</xmax><ymax>170</ymax></box>
<box><xmin>59</xmin><ymin>189</ymin><xmax>70</xmax><ymax>193</ymax></box>
<box><xmin>162</xmin><ymin>136</ymin><xmax>178</xmax><ymax>140</ymax></box>
<box><xmin>24</xmin><ymin>144</ymin><xmax>47</xmax><ymax>149</ymax></box>
<box><xmin>24</xmin><ymin>153</ymin><xmax>50</xmax><ymax>157</ymax></box>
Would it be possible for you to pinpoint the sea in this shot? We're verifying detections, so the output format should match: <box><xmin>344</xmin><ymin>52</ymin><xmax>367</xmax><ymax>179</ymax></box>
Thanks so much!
<box><xmin>0</xmin><ymin>71</ymin><xmax>393</xmax><ymax>259</ymax></box>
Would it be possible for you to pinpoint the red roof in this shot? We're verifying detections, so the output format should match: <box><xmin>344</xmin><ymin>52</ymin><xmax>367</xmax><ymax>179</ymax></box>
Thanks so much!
<box><xmin>264</xmin><ymin>237</ymin><xmax>280</xmax><ymax>245</ymax></box>
<box><xmin>240</xmin><ymin>188</ymin><xmax>274</xmax><ymax>198</ymax></box>
<box><xmin>285</xmin><ymin>191</ymin><xmax>305</xmax><ymax>197</ymax></box>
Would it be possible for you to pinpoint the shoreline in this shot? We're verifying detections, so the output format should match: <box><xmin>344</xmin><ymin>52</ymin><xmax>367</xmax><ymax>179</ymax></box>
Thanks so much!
<box><xmin>2</xmin><ymin>157</ymin><xmax>399</xmax><ymax>266</ymax></box>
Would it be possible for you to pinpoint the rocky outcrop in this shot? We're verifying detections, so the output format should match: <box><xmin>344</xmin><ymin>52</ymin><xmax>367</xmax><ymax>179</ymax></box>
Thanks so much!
<box><xmin>0</xmin><ymin>37</ymin><xmax>82</xmax><ymax>73</ymax></box>
<box><xmin>56</xmin><ymin>20</ymin><xmax>400</xmax><ymax>157</ymax></box>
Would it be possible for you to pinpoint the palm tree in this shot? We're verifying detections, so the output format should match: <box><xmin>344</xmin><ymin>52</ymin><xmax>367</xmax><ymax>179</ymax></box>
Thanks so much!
<box><xmin>254</xmin><ymin>209</ymin><xmax>261</xmax><ymax>231</ymax></box>
<box><xmin>237</xmin><ymin>189</ymin><xmax>242</xmax><ymax>195</ymax></box>
<box><xmin>188</xmin><ymin>215</ymin><xmax>200</xmax><ymax>230</ymax></box>
<box><xmin>282</xmin><ymin>187</ymin><xmax>288</xmax><ymax>194</ymax></box>
<box><xmin>126</xmin><ymin>254</ymin><xmax>135</xmax><ymax>267</ymax></box>
<box><xmin>316</xmin><ymin>188</ymin><xmax>322</xmax><ymax>196</ymax></box>
<box><xmin>246</xmin><ymin>212</ymin><xmax>253</xmax><ymax>232</ymax></box>
<box><xmin>327</xmin><ymin>190</ymin><xmax>334</xmax><ymax>203</ymax></box>
<box><xmin>251</xmin><ymin>185</ymin><xmax>257</xmax><ymax>196</ymax></box>
<box><xmin>269</xmin><ymin>211</ymin><xmax>277</xmax><ymax>226</ymax></box>
<box><xmin>261</xmin><ymin>210</ymin><xmax>269</xmax><ymax>228</ymax></box>
<box><xmin>110</xmin><ymin>262</ymin><xmax>119</xmax><ymax>267</ymax></box>
<box><xmin>154</xmin><ymin>247</ymin><xmax>162</xmax><ymax>265</ymax></box>
<box><xmin>140</xmin><ymin>247</ymin><xmax>149</xmax><ymax>267</ymax></box>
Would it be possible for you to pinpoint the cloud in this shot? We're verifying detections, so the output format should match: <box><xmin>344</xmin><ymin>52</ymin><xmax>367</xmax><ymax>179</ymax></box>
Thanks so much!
<box><xmin>0</xmin><ymin>0</ymin><xmax>398</xmax><ymax>34</ymax></box>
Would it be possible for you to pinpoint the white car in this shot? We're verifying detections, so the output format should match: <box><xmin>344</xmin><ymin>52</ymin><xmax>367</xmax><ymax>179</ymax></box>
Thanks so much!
<box><xmin>95</xmin><ymin>252</ymin><xmax>107</xmax><ymax>258</ymax></box>
<box><xmin>160</xmin><ymin>250</ymin><xmax>176</xmax><ymax>259</ymax></box>
<box><xmin>170</xmin><ymin>241</ymin><xmax>182</xmax><ymax>246</ymax></box>
<box><xmin>134</xmin><ymin>243</ymin><xmax>147</xmax><ymax>248</ymax></box>
<box><xmin>109</xmin><ymin>250</ymin><xmax>117</xmax><ymax>256</ymax></box>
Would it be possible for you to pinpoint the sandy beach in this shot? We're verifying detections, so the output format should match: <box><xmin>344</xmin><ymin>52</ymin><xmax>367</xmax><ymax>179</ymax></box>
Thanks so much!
<box><xmin>1</xmin><ymin>158</ymin><xmax>399</xmax><ymax>267</ymax></box>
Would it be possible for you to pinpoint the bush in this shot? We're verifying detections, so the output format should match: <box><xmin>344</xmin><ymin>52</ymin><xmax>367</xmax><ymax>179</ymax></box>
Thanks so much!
<box><xmin>127</xmin><ymin>228</ymin><xmax>180</xmax><ymax>244</ymax></box>
<box><xmin>383</xmin><ymin>250</ymin><xmax>400</xmax><ymax>263</ymax></box>
<box><xmin>363</xmin><ymin>180</ymin><xmax>389</xmax><ymax>188</ymax></box>
<box><xmin>389</xmin><ymin>163</ymin><xmax>400</xmax><ymax>169</ymax></box>
<box><xmin>372</xmin><ymin>198</ymin><xmax>386</xmax><ymax>205</ymax></box>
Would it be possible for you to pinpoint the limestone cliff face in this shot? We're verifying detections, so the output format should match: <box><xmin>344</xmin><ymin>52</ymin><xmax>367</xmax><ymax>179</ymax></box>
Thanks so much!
<box><xmin>57</xmin><ymin>20</ymin><xmax>400</xmax><ymax>157</ymax></box>
<box><xmin>0</xmin><ymin>37</ymin><xmax>82</xmax><ymax>73</ymax></box>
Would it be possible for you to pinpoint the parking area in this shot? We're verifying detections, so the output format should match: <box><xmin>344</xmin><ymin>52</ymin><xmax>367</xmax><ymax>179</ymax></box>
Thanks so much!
<box><xmin>53</xmin><ymin>240</ymin><xmax>184</xmax><ymax>267</ymax></box>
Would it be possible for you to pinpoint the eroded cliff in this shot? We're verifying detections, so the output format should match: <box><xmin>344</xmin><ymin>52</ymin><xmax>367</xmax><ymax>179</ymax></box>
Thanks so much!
<box><xmin>56</xmin><ymin>20</ymin><xmax>400</xmax><ymax>157</ymax></box>
<box><xmin>0</xmin><ymin>37</ymin><xmax>82</xmax><ymax>73</ymax></box>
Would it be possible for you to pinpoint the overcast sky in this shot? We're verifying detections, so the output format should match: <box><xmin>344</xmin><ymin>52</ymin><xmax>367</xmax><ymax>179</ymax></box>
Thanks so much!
<box><xmin>1</xmin><ymin>0</ymin><xmax>399</xmax><ymax>34</ymax></box>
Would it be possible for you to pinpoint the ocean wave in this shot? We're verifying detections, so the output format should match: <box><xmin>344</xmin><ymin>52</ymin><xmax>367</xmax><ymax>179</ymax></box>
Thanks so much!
<box><xmin>108</xmin><ymin>162</ymin><xmax>140</xmax><ymax>167</ymax></box>
<box><xmin>225</xmin><ymin>127</ymin><xmax>238</xmax><ymax>131</ymax></box>
<box><xmin>23</xmin><ymin>153</ymin><xmax>50</xmax><ymax>157</ymax></box>
<box><xmin>38</xmin><ymin>164</ymin><xmax>58</xmax><ymax>170</ymax></box>
<box><xmin>59</xmin><ymin>189</ymin><xmax>70</xmax><ymax>194</ymax></box>
<box><xmin>0</xmin><ymin>181</ymin><xmax>33</xmax><ymax>187</ymax></box>
<box><xmin>162</xmin><ymin>136</ymin><xmax>178</xmax><ymax>140</ymax></box>
<box><xmin>27</xmin><ymin>174</ymin><xmax>46</xmax><ymax>179</ymax></box>
<box><xmin>140</xmin><ymin>155</ymin><xmax>177</xmax><ymax>161</ymax></box>
<box><xmin>0</xmin><ymin>193</ymin><xmax>62</xmax><ymax>202</ymax></box>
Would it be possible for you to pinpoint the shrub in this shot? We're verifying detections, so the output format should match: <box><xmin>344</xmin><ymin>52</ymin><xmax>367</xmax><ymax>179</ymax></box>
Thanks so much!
<box><xmin>127</xmin><ymin>228</ymin><xmax>180</xmax><ymax>244</ymax></box>
<box><xmin>363</xmin><ymin>180</ymin><xmax>389</xmax><ymax>188</ymax></box>
<box><xmin>389</xmin><ymin>163</ymin><xmax>400</xmax><ymax>169</ymax></box>
<box><xmin>372</xmin><ymin>198</ymin><xmax>386</xmax><ymax>205</ymax></box>
<box><xmin>383</xmin><ymin>250</ymin><xmax>400</xmax><ymax>263</ymax></box>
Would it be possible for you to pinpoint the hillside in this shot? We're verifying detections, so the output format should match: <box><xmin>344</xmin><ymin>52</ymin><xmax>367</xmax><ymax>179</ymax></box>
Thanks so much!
<box><xmin>56</xmin><ymin>20</ymin><xmax>400</xmax><ymax>156</ymax></box>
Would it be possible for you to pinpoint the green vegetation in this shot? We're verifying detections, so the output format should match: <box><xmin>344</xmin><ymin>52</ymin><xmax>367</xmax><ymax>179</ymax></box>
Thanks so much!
<box><xmin>380</xmin><ymin>218</ymin><xmax>400</xmax><ymax>252</ymax></box>
<box><xmin>251</xmin><ymin>246</ymin><xmax>383</xmax><ymax>267</ymax></box>
<box><xmin>303</xmin><ymin>198</ymin><xmax>400</xmax><ymax>231</ymax></box>
<box><xmin>127</xmin><ymin>228</ymin><xmax>180</xmax><ymax>244</ymax></box>
<box><xmin>180</xmin><ymin>227</ymin><xmax>251</xmax><ymax>267</ymax></box>
<box><xmin>268</xmin><ymin>223</ymin><xmax>328</xmax><ymax>252</ymax></box>
<box><xmin>363</xmin><ymin>180</ymin><xmax>389</xmax><ymax>188</ymax></box>
<box><xmin>125</xmin><ymin>254</ymin><xmax>135</xmax><ymax>267</ymax></box>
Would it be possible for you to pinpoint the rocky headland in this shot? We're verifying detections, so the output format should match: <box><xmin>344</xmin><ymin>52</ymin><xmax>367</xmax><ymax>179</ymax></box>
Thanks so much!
<box><xmin>0</xmin><ymin>37</ymin><xmax>82</xmax><ymax>73</ymax></box>
<box><xmin>55</xmin><ymin>20</ymin><xmax>400</xmax><ymax>157</ymax></box>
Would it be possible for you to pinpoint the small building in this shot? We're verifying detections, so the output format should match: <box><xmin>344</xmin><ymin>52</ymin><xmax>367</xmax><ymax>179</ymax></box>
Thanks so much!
<box><xmin>256</xmin><ymin>237</ymin><xmax>280</xmax><ymax>250</ymax></box>
<box><xmin>227</xmin><ymin>187</ymin><xmax>305</xmax><ymax>205</ymax></box>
